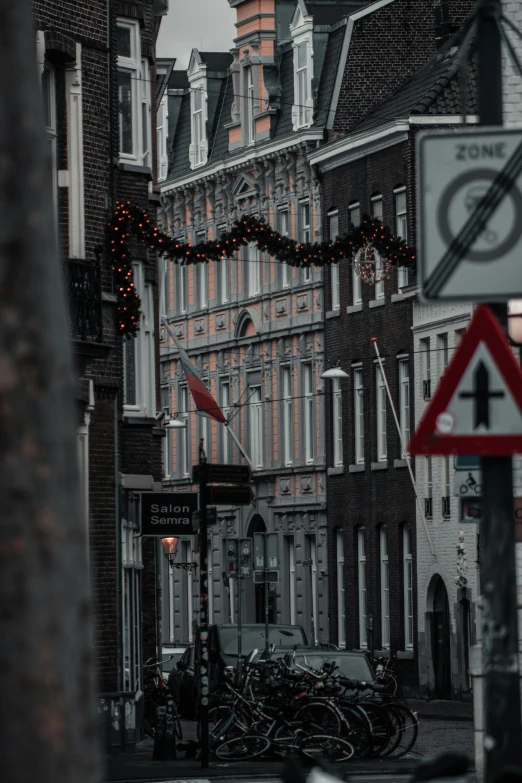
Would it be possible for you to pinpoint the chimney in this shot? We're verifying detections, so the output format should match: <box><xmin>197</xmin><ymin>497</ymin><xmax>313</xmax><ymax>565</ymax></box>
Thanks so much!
<box><xmin>434</xmin><ymin>1</ymin><xmax>458</xmax><ymax>49</ymax></box>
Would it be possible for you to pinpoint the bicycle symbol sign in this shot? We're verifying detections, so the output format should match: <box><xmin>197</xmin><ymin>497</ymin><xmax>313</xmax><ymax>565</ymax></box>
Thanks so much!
<box><xmin>459</xmin><ymin>472</ymin><xmax>482</xmax><ymax>496</ymax></box>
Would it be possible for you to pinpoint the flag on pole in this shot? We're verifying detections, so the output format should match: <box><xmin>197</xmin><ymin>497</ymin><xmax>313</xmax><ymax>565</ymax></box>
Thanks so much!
<box><xmin>169</xmin><ymin>330</ymin><xmax>226</xmax><ymax>424</ymax></box>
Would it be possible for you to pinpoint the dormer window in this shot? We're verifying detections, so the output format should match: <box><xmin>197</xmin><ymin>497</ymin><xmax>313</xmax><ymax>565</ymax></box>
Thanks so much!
<box><xmin>188</xmin><ymin>50</ymin><xmax>209</xmax><ymax>169</ymax></box>
<box><xmin>291</xmin><ymin>1</ymin><xmax>313</xmax><ymax>130</ymax></box>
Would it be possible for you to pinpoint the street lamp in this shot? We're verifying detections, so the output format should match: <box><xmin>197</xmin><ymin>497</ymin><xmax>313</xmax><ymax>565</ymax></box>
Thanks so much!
<box><xmin>163</xmin><ymin>415</ymin><xmax>186</xmax><ymax>429</ymax></box>
<box><xmin>321</xmin><ymin>366</ymin><xmax>349</xmax><ymax>379</ymax></box>
<box><xmin>161</xmin><ymin>537</ymin><xmax>197</xmax><ymax>572</ymax></box>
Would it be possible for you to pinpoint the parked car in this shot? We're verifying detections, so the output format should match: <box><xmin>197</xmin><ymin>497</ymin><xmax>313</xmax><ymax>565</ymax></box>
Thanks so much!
<box><xmin>167</xmin><ymin>644</ymin><xmax>196</xmax><ymax>718</ymax></box>
<box><xmin>161</xmin><ymin>645</ymin><xmax>186</xmax><ymax>681</ymax></box>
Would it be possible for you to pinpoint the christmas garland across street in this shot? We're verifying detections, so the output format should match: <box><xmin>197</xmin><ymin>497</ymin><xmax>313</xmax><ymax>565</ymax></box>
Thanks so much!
<box><xmin>108</xmin><ymin>201</ymin><xmax>416</xmax><ymax>337</ymax></box>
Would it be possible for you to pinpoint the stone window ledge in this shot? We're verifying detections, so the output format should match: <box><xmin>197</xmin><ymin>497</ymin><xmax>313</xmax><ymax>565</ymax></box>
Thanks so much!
<box><xmin>369</xmin><ymin>299</ymin><xmax>386</xmax><ymax>309</ymax></box>
<box><xmin>346</xmin><ymin>303</ymin><xmax>363</xmax><ymax>314</ymax></box>
<box><xmin>326</xmin><ymin>309</ymin><xmax>341</xmax><ymax>319</ymax></box>
<box><xmin>391</xmin><ymin>289</ymin><xmax>416</xmax><ymax>303</ymax></box>
<box><xmin>373</xmin><ymin>649</ymin><xmax>390</xmax><ymax>658</ymax></box>
<box><xmin>348</xmin><ymin>464</ymin><xmax>365</xmax><ymax>473</ymax></box>
<box><xmin>327</xmin><ymin>466</ymin><xmax>344</xmax><ymax>476</ymax></box>
<box><xmin>397</xmin><ymin>650</ymin><xmax>414</xmax><ymax>660</ymax></box>
<box><xmin>371</xmin><ymin>461</ymin><xmax>388</xmax><ymax>471</ymax></box>
<box><xmin>394</xmin><ymin>458</ymin><xmax>408</xmax><ymax>468</ymax></box>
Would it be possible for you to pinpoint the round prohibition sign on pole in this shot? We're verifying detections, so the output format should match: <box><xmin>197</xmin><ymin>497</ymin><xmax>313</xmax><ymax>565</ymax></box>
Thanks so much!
<box><xmin>436</xmin><ymin>168</ymin><xmax>522</xmax><ymax>262</ymax></box>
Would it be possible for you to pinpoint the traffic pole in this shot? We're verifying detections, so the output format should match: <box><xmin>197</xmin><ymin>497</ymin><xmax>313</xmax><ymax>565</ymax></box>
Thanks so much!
<box><xmin>477</xmin><ymin>0</ymin><xmax>522</xmax><ymax>777</ymax></box>
<box><xmin>197</xmin><ymin>455</ymin><xmax>209</xmax><ymax>769</ymax></box>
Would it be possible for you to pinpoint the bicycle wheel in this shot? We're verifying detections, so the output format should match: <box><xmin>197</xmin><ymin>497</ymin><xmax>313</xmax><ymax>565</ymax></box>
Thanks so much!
<box><xmin>215</xmin><ymin>733</ymin><xmax>271</xmax><ymax>761</ymax></box>
<box><xmin>381</xmin><ymin>704</ymin><xmax>419</xmax><ymax>758</ymax></box>
<box><xmin>298</xmin><ymin>734</ymin><xmax>355</xmax><ymax>762</ymax></box>
<box><xmin>357</xmin><ymin>702</ymin><xmax>392</xmax><ymax>757</ymax></box>
<box><xmin>339</xmin><ymin>704</ymin><xmax>373</xmax><ymax>757</ymax></box>
<box><xmin>293</xmin><ymin>700</ymin><xmax>341</xmax><ymax>735</ymax></box>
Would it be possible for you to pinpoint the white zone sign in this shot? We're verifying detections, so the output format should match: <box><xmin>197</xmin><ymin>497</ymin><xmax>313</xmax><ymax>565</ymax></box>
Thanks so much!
<box><xmin>417</xmin><ymin>128</ymin><xmax>522</xmax><ymax>301</ymax></box>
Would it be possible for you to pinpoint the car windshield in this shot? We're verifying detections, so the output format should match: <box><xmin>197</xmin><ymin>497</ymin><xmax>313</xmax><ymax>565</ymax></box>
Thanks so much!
<box><xmin>296</xmin><ymin>654</ymin><xmax>374</xmax><ymax>682</ymax></box>
<box><xmin>161</xmin><ymin>652</ymin><xmax>184</xmax><ymax>672</ymax></box>
<box><xmin>219</xmin><ymin>627</ymin><xmax>305</xmax><ymax>655</ymax></box>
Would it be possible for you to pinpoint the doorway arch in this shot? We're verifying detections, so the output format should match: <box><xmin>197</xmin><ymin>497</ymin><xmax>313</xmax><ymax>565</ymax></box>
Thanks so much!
<box><xmin>429</xmin><ymin>576</ymin><xmax>452</xmax><ymax>698</ymax></box>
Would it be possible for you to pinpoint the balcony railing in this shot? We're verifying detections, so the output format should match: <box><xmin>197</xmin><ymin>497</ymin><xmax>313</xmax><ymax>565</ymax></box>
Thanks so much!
<box><xmin>424</xmin><ymin>497</ymin><xmax>433</xmax><ymax>519</ymax></box>
<box><xmin>442</xmin><ymin>496</ymin><xmax>451</xmax><ymax>518</ymax></box>
<box><xmin>423</xmin><ymin>379</ymin><xmax>431</xmax><ymax>400</ymax></box>
<box><xmin>64</xmin><ymin>258</ymin><xmax>103</xmax><ymax>343</ymax></box>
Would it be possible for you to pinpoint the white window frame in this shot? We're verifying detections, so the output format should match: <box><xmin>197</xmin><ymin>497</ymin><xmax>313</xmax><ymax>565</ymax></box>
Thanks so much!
<box><xmin>376</xmin><ymin>364</ymin><xmax>387</xmax><ymax>462</ymax></box>
<box><xmin>196</xmin><ymin>260</ymin><xmax>208</xmax><ymax>308</ymax></box>
<box><xmin>421</xmin><ymin>337</ymin><xmax>431</xmax><ymax>399</ymax></box>
<box><xmin>250</xmin><ymin>385</ymin><xmax>263</xmax><ymax>469</ymax></box>
<box><xmin>398</xmin><ymin>357</ymin><xmax>410</xmax><ymax>456</ymax></box>
<box><xmin>442</xmin><ymin>456</ymin><xmax>451</xmax><ymax>506</ymax></box>
<box><xmin>425</xmin><ymin>456</ymin><xmax>433</xmax><ymax>519</ymax></box>
<box><xmin>246</xmin><ymin>66</ymin><xmax>256</xmax><ymax>145</ymax></box>
<box><xmin>220</xmin><ymin>255</ymin><xmax>229</xmax><ymax>304</ymax></box>
<box><xmin>247</xmin><ymin>243</ymin><xmax>261</xmax><ymax>297</ymax></box>
<box><xmin>303</xmin><ymin>364</ymin><xmax>315</xmax><ymax>464</ymax></box>
<box><xmin>157</xmin><ymin>94</ymin><xmax>169</xmax><ymax>181</ymax></box>
<box><xmin>358</xmin><ymin>528</ymin><xmax>367</xmax><ymax>649</ymax></box>
<box><xmin>332</xmin><ymin>377</ymin><xmax>343</xmax><ymax>467</ymax></box>
<box><xmin>309</xmin><ymin>534</ymin><xmax>319</xmax><ymax>646</ymax></box>
<box><xmin>161</xmin><ymin>386</ymin><xmax>172</xmax><ymax>478</ymax></box>
<box><xmin>178</xmin><ymin>263</ymin><xmax>187</xmax><ymax>314</ymax></box>
<box><xmin>329</xmin><ymin>211</ymin><xmax>340</xmax><ymax>311</ymax></box>
<box><xmin>121</xmin><ymin>496</ymin><xmax>143</xmax><ymax>692</ymax></box>
<box><xmin>290</xmin><ymin>6</ymin><xmax>313</xmax><ymax>130</ymax></box>
<box><xmin>42</xmin><ymin>63</ymin><xmax>58</xmax><ymax>238</ymax></box>
<box><xmin>380</xmin><ymin>527</ymin><xmax>390</xmax><ymax>649</ymax></box>
<box><xmin>123</xmin><ymin>263</ymin><xmax>155</xmax><ymax>417</ymax></box>
<box><xmin>349</xmin><ymin>204</ymin><xmax>361</xmax><ymax>305</ymax></box>
<box><xmin>354</xmin><ymin>367</ymin><xmax>364</xmax><ymax>465</ymax></box>
<box><xmin>188</xmin><ymin>52</ymin><xmax>209</xmax><ymax>168</ymax></box>
<box><xmin>299</xmin><ymin>201</ymin><xmax>312</xmax><ymax>282</ymax></box>
<box><xmin>282</xmin><ymin>366</ymin><xmax>293</xmax><ymax>466</ymax></box>
<box><xmin>395</xmin><ymin>187</ymin><xmax>409</xmax><ymax>289</ymax></box>
<box><xmin>372</xmin><ymin>196</ymin><xmax>384</xmax><ymax>300</ymax></box>
<box><xmin>337</xmin><ymin>530</ymin><xmax>346</xmax><ymax>648</ymax></box>
<box><xmin>117</xmin><ymin>20</ymin><xmax>149</xmax><ymax>165</ymax></box>
<box><xmin>438</xmin><ymin>333</ymin><xmax>449</xmax><ymax>376</ymax></box>
<box><xmin>403</xmin><ymin>527</ymin><xmax>413</xmax><ymax>649</ymax></box>
<box><xmin>159</xmin><ymin>256</ymin><xmax>170</xmax><ymax>319</ymax></box>
<box><xmin>279</xmin><ymin>209</ymin><xmax>291</xmax><ymax>288</ymax></box>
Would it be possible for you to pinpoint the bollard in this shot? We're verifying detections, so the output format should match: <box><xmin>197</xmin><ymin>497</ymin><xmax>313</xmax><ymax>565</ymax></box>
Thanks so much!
<box><xmin>152</xmin><ymin>693</ymin><xmax>177</xmax><ymax>761</ymax></box>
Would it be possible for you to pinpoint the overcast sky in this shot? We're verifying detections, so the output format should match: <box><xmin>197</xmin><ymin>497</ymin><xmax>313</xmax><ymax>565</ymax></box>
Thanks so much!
<box><xmin>157</xmin><ymin>0</ymin><xmax>236</xmax><ymax>68</ymax></box>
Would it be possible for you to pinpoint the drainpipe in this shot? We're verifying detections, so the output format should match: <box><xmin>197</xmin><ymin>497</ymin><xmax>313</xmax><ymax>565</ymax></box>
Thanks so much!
<box><xmin>114</xmin><ymin>395</ymin><xmax>123</xmax><ymax>691</ymax></box>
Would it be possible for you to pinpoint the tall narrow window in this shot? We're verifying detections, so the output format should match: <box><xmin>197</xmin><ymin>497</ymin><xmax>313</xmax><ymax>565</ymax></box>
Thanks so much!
<box><xmin>437</xmin><ymin>333</ymin><xmax>449</xmax><ymax>377</ymax></box>
<box><xmin>42</xmin><ymin>65</ymin><xmax>58</xmax><ymax>232</ymax></box>
<box><xmin>358</xmin><ymin>529</ymin><xmax>367</xmax><ymax>648</ymax></box>
<box><xmin>329</xmin><ymin>212</ymin><xmax>340</xmax><ymax>311</ymax></box>
<box><xmin>219</xmin><ymin>256</ymin><xmax>229</xmax><ymax>304</ymax></box>
<box><xmin>221</xmin><ymin>381</ymin><xmax>230</xmax><ymax>463</ymax></box>
<box><xmin>157</xmin><ymin>97</ymin><xmax>168</xmax><ymax>181</ymax></box>
<box><xmin>376</xmin><ymin>365</ymin><xmax>387</xmax><ymax>462</ymax></box>
<box><xmin>161</xmin><ymin>386</ymin><xmax>172</xmax><ymax>478</ymax></box>
<box><xmin>296</xmin><ymin>42</ymin><xmax>310</xmax><ymax>127</ymax></box>
<box><xmin>395</xmin><ymin>188</ymin><xmax>409</xmax><ymax>289</ymax></box>
<box><xmin>246</xmin><ymin>67</ymin><xmax>255</xmax><ymax>144</ymax></box>
<box><xmin>282</xmin><ymin>367</ymin><xmax>293</xmax><ymax>466</ymax></box>
<box><xmin>372</xmin><ymin>196</ymin><xmax>385</xmax><ymax>300</ymax></box>
<box><xmin>304</xmin><ymin>364</ymin><xmax>315</xmax><ymax>463</ymax></box>
<box><xmin>140</xmin><ymin>59</ymin><xmax>151</xmax><ymax>168</ymax></box>
<box><xmin>123</xmin><ymin>263</ymin><xmax>155</xmax><ymax>416</ymax></box>
<box><xmin>380</xmin><ymin>528</ymin><xmax>390</xmax><ymax>649</ymax></box>
<box><xmin>307</xmin><ymin>534</ymin><xmax>319</xmax><ymax>645</ymax></box>
<box><xmin>403</xmin><ymin>528</ymin><xmax>413</xmax><ymax>649</ymax></box>
<box><xmin>179</xmin><ymin>386</ymin><xmax>190</xmax><ymax>477</ymax></box>
<box><xmin>300</xmin><ymin>202</ymin><xmax>312</xmax><ymax>282</ymax></box>
<box><xmin>421</xmin><ymin>338</ymin><xmax>431</xmax><ymax>399</ymax></box>
<box><xmin>337</xmin><ymin>530</ymin><xmax>346</xmax><ymax>648</ymax></box>
<box><xmin>247</xmin><ymin>243</ymin><xmax>261</xmax><ymax>297</ymax></box>
<box><xmin>442</xmin><ymin>457</ymin><xmax>451</xmax><ymax>518</ymax></box>
<box><xmin>192</xmin><ymin>87</ymin><xmax>204</xmax><ymax>166</ymax></box>
<box><xmin>286</xmin><ymin>536</ymin><xmax>296</xmax><ymax>624</ymax></box>
<box><xmin>349</xmin><ymin>204</ymin><xmax>361</xmax><ymax>305</ymax></box>
<box><xmin>354</xmin><ymin>368</ymin><xmax>364</xmax><ymax>465</ymax></box>
<box><xmin>159</xmin><ymin>256</ymin><xmax>170</xmax><ymax>320</ymax></box>
<box><xmin>398</xmin><ymin>358</ymin><xmax>410</xmax><ymax>456</ymax></box>
<box><xmin>332</xmin><ymin>377</ymin><xmax>343</xmax><ymax>466</ymax></box>
<box><xmin>278</xmin><ymin>210</ymin><xmax>291</xmax><ymax>289</ymax></box>
<box><xmin>196</xmin><ymin>261</ymin><xmax>208</xmax><ymax>308</ymax></box>
<box><xmin>425</xmin><ymin>457</ymin><xmax>433</xmax><ymax>519</ymax></box>
<box><xmin>117</xmin><ymin>21</ymin><xmax>146</xmax><ymax>163</ymax></box>
<box><xmin>250</xmin><ymin>386</ymin><xmax>263</xmax><ymax>469</ymax></box>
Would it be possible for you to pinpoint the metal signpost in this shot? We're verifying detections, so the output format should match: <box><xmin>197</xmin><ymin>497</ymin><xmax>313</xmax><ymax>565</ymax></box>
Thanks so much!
<box><xmin>253</xmin><ymin>533</ymin><xmax>278</xmax><ymax>652</ymax></box>
<box><xmin>415</xmin><ymin>4</ymin><xmax>522</xmax><ymax>774</ymax></box>
<box><xmin>192</xmin><ymin>461</ymin><xmax>254</xmax><ymax>768</ymax></box>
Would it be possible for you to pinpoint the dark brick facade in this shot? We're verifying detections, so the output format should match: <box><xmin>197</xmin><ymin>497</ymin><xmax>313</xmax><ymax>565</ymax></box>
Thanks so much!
<box><xmin>32</xmin><ymin>0</ymin><xmax>163</xmax><ymax>704</ymax></box>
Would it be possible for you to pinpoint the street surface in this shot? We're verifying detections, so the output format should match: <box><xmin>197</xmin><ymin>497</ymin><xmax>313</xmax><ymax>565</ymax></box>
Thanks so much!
<box><xmin>104</xmin><ymin>705</ymin><xmax>474</xmax><ymax>783</ymax></box>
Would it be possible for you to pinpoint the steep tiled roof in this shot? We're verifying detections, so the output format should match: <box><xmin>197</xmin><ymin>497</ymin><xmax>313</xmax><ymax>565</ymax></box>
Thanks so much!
<box><xmin>315</xmin><ymin>24</ymin><xmax>345</xmax><ymax>127</ymax></box>
<box><xmin>199</xmin><ymin>52</ymin><xmax>233</xmax><ymax>73</ymax></box>
<box><xmin>168</xmin><ymin>71</ymin><xmax>189</xmax><ymax>89</ymax></box>
<box><xmin>272</xmin><ymin>46</ymin><xmax>295</xmax><ymax>140</ymax></box>
<box><xmin>353</xmin><ymin>46</ymin><xmax>477</xmax><ymax>133</ymax></box>
<box><xmin>306</xmin><ymin>1</ymin><xmax>367</xmax><ymax>25</ymax></box>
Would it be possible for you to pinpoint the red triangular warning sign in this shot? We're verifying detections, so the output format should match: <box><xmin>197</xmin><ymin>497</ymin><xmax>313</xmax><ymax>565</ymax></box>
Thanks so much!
<box><xmin>409</xmin><ymin>305</ymin><xmax>522</xmax><ymax>456</ymax></box>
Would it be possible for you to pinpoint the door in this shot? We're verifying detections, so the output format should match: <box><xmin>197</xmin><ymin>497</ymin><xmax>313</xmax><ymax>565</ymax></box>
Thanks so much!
<box><xmin>431</xmin><ymin>577</ymin><xmax>451</xmax><ymax>698</ymax></box>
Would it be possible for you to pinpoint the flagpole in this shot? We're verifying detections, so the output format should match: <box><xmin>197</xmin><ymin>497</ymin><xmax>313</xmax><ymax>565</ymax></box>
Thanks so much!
<box><xmin>371</xmin><ymin>338</ymin><xmax>435</xmax><ymax>557</ymax></box>
<box><xmin>223</xmin><ymin>421</ymin><xmax>253</xmax><ymax>470</ymax></box>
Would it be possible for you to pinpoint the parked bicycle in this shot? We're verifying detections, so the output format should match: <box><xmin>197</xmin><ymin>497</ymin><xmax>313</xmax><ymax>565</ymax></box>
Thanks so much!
<box><xmin>143</xmin><ymin>657</ymin><xmax>183</xmax><ymax>741</ymax></box>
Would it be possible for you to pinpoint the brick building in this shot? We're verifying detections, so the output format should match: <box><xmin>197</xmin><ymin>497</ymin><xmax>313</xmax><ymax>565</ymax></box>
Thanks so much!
<box><xmin>32</xmin><ymin>0</ymin><xmax>168</xmax><ymax>739</ymax></box>
<box><xmin>308</xmin><ymin>0</ymin><xmax>475</xmax><ymax>696</ymax></box>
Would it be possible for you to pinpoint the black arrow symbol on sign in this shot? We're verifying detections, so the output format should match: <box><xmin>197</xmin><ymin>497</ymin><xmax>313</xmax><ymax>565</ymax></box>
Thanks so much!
<box><xmin>458</xmin><ymin>361</ymin><xmax>505</xmax><ymax>430</ymax></box>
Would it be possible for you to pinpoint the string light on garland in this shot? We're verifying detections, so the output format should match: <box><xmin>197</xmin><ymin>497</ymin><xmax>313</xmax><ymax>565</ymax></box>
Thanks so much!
<box><xmin>107</xmin><ymin>202</ymin><xmax>416</xmax><ymax>337</ymax></box>
<box><xmin>353</xmin><ymin>242</ymin><xmax>391</xmax><ymax>285</ymax></box>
